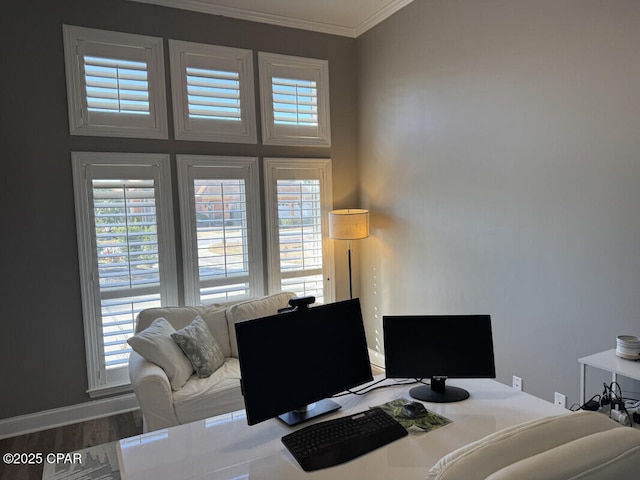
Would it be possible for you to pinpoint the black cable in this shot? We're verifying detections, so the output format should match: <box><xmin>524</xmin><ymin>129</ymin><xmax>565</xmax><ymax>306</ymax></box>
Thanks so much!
<box><xmin>570</xmin><ymin>394</ymin><xmax>601</xmax><ymax>412</ymax></box>
<box><xmin>332</xmin><ymin>378</ymin><xmax>426</xmax><ymax>397</ymax></box>
<box><xmin>331</xmin><ymin>377</ymin><xmax>387</xmax><ymax>397</ymax></box>
<box><xmin>610</xmin><ymin>381</ymin><xmax>623</xmax><ymax>400</ymax></box>
<box><xmin>343</xmin><ymin>378</ymin><xmax>424</xmax><ymax>396</ymax></box>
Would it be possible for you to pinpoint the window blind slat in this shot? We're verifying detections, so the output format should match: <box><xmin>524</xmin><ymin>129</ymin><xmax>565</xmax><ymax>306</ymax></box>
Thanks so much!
<box><xmin>188</xmin><ymin>96</ymin><xmax>240</xmax><ymax>108</ymax></box>
<box><xmin>187</xmin><ymin>78</ymin><xmax>239</xmax><ymax>91</ymax></box>
<box><xmin>188</xmin><ymin>108</ymin><xmax>241</xmax><ymax>120</ymax></box>
<box><xmin>85</xmin><ymin>56</ymin><xmax>147</xmax><ymax>70</ymax></box>
<box><xmin>186</xmin><ymin>67</ymin><xmax>239</xmax><ymax>80</ymax></box>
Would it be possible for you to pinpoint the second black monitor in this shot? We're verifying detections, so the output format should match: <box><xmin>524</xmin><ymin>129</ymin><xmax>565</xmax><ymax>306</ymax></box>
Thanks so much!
<box><xmin>383</xmin><ymin>315</ymin><xmax>496</xmax><ymax>403</ymax></box>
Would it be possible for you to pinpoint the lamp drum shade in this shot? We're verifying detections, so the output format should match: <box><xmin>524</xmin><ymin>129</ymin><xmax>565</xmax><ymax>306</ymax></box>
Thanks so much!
<box><xmin>329</xmin><ymin>209</ymin><xmax>369</xmax><ymax>240</ymax></box>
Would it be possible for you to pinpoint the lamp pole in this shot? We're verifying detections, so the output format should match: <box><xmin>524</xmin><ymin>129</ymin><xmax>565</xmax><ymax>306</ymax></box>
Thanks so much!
<box><xmin>347</xmin><ymin>239</ymin><xmax>353</xmax><ymax>299</ymax></box>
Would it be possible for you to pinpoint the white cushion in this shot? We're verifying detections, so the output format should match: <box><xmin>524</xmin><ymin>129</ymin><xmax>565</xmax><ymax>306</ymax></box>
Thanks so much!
<box><xmin>226</xmin><ymin>292</ymin><xmax>295</xmax><ymax>357</ymax></box>
<box><xmin>172</xmin><ymin>358</ymin><xmax>245</xmax><ymax>425</ymax></box>
<box><xmin>427</xmin><ymin>411</ymin><xmax>621</xmax><ymax>480</ymax></box>
<box><xmin>486</xmin><ymin>426</ymin><xmax>640</xmax><ymax>480</ymax></box>
<box><xmin>127</xmin><ymin>318</ymin><xmax>194</xmax><ymax>391</ymax></box>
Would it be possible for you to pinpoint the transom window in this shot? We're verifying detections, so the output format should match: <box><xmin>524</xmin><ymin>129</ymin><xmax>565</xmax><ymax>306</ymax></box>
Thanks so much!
<box><xmin>259</xmin><ymin>53</ymin><xmax>331</xmax><ymax>146</ymax></box>
<box><xmin>169</xmin><ymin>41</ymin><xmax>256</xmax><ymax>143</ymax></box>
<box><xmin>63</xmin><ymin>25</ymin><xmax>168</xmax><ymax>138</ymax></box>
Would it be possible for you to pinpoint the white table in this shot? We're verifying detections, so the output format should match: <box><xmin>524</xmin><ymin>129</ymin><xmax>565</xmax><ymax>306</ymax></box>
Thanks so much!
<box><xmin>118</xmin><ymin>378</ymin><xmax>566</xmax><ymax>480</ymax></box>
<box><xmin>579</xmin><ymin>349</ymin><xmax>640</xmax><ymax>405</ymax></box>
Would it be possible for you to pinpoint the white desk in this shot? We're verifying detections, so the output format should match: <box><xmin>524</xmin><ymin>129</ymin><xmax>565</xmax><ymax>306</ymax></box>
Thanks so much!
<box><xmin>118</xmin><ymin>378</ymin><xmax>566</xmax><ymax>480</ymax></box>
<box><xmin>579</xmin><ymin>349</ymin><xmax>640</xmax><ymax>405</ymax></box>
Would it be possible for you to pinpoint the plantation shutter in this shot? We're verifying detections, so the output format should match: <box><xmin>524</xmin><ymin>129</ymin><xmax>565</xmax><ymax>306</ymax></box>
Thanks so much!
<box><xmin>271</xmin><ymin>77</ymin><xmax>318</xmax><ymax>127</ymax></box>
<box><xmin>93</xmin><ymin>178</ymin><xmax>161</xmax><ymax>369</ymax></box>
<box><xmin>77</xmin><ymin>40</ymin><xmax>156</xmax><ymax>131</ymax></box>
<box><xmin>275</xmin><ymin>179</ymin><xmax>325</xmax><ymax>302</ymax></box>
<box><xmin>63</xmin><ymin>25</ymin><xmax>168</xmax><ymax>138</ymax></box>
<box><xmin>178</xmin><ymin>156</ymin><xmax>263</xmax><ymax>305</ymax></box>
<box><xmin>72</xmin><ymin>153</ymin><xmax>177</xmax><ymax>394</ymax></box>
<box><xmin>83</xmin><ymin>56</ymin><xmax>150</xmax><ymax>116</ymax></box>
<box><xmin>258</xmin><ymin>53</ymin><xmax>330</xmax><ymax>146</ymax></box>
<box><xmin>191</xmin><ymin>178</ymin><xmax>251</xmax><ymax>302</ymax></box>
<box><xmin>169</xmin><ymin>41</ymin><xmax>257</xmax><ymax>143</ymax></box>
<box><xmin>264</xmin><ymin>158</ymin><xmax>334</xmax><ymax>304</ymax></box>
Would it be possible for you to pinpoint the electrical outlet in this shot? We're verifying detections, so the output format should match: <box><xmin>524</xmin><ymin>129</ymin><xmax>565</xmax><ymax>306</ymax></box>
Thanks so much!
<box><xmin>512</xmin><ymin>375</ymin><xmax>522</xmax><ymax>391</ymax></box>
<box><xmin>554</xmin><ymin>392</ymin><xmax>567</xmax><ymax>408</ymax></box>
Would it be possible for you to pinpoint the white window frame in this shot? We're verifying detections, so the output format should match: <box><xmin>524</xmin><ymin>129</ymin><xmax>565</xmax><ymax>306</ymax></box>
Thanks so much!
<box><xmin>263</xmin><ymin>158</ymin><xmax>334</xmax><ymax>303</ymax></box>
<box><xmin>169</xmin><ymin>41</ymin><xmax>257</xmax><ymax>143</ymax></box>
<box><xmin>63</xmin><ymin>25</ymin><xmax>168</xmax><ymax>139</ymax></box>
<box><xmin>258</xmin><ymin>53</ymin><xmax>331</xmax><ymax>147</ymax></box>
<box><xmin>72</xmin><ymin>152</ymin><xmax>178</xmax><ymax>396</ymax></box>
<box><xmin>177</xmin><ymin>155</ymin><xmax>263</xmax><ymax>305</ymax></box>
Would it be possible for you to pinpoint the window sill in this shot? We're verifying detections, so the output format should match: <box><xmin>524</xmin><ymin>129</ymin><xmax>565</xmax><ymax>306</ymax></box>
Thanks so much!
<box><xmin>87</xmin><ymin>381</ymin><xmax>133</xmax><ymax>399</ymax></box>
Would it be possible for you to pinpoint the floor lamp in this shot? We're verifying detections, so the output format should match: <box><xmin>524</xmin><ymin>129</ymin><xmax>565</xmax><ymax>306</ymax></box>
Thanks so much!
<box><xmin>328</xmin><ymin>209</ymin><xmax>370</xmax><ymax>299</ymax></box>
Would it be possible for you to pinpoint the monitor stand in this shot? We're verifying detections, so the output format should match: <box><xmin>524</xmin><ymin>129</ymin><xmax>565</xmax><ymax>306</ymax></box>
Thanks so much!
<box><xmin>278</xmin><ymin>399</ymin><xmax>341</xmax><ymax>426</ymax></box>
<box><xmin>409</xmin><ymin>376</ymin><xmax>470</xmax><ymax>403</ymax></box>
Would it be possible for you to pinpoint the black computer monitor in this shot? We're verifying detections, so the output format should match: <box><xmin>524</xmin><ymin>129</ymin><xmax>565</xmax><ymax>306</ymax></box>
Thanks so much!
<box><xmin>235</xmin><ymin>298</ymin><xmax>373</xmax><ymax>426</ymax></box>
<box><xmin>383</xmin><ymin>315</ymin><xmax>496</xmax><ymax>403</ymax></box>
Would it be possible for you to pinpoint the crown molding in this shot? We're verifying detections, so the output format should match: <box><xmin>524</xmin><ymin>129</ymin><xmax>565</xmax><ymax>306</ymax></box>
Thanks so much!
<box><xmin>128</xmin><ymin>0</ymin><xmax>413</xmax><ymax>38</ymax></box>
<box><xmin>353</xmin><ymin>0</ymin><xmax>414</xmax><ymax>37</ymax></box>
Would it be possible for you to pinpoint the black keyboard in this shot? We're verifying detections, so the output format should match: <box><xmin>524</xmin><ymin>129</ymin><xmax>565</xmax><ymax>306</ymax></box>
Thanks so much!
<box><xmin>281</xmin><ymin>407</ymin><xmax>408</xmax><ymax>471</ymax></box>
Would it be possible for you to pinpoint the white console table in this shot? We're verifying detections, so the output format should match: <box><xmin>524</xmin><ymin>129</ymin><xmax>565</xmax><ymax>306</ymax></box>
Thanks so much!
<box><xmin>579</xmin><ymin>349</ymin><xmax>640</xmax><ymax>405</ymax></box>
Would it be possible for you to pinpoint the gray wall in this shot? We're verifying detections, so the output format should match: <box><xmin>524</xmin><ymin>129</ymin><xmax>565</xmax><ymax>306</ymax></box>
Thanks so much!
<box><xmin>0</xmin><ymin>0</ymin><xmax>358</xmax><ymax>419</ymax></box>
<box><xmin>357</xmin><ymin>0</ymin><xmax>640</xmax><ymax>406</ymax></box>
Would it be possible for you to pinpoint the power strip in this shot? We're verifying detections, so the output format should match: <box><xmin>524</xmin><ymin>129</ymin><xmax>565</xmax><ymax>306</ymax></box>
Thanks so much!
<box><xmin>610</xmin><ymin>408</ymin><xmax>631</xmax><ymax>426</ymax></box>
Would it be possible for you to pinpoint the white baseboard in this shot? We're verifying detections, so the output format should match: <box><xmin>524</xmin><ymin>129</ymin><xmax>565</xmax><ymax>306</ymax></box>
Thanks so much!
<box><xmin>0</xmin><ymin>393</ymin><xmax>139</xmax><ymax>440</ymax></box>
<box><xmin>368</xmin><ymin>348</ymin><xmax>385</xmax><ymax>369</ymax></box>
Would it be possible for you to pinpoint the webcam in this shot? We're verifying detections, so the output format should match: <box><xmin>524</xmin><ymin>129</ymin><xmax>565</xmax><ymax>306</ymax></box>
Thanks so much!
<box><xmin>277</xmin><ymin>296</ymin><xmax>316</xmax><ymax>313</ymax></box>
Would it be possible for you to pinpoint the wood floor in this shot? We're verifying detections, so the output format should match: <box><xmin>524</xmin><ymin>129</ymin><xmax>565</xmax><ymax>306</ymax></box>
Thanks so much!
<box><xmin>0</xmin><ymin>410</ymin><xmax>143</xmax><ymax>480</ymax></box>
